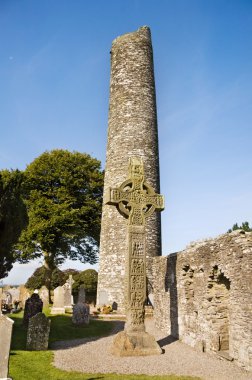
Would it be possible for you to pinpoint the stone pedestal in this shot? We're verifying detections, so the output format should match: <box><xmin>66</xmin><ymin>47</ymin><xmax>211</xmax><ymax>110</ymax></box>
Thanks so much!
<box><xmin>111</xmin><ymin>330</ymin><xmax>162</xmax><ymax>356</ymax></box>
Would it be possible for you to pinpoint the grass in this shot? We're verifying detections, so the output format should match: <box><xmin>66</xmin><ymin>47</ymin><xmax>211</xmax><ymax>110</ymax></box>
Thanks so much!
<box><xmin>8</xmin><ymin>309</ymin><xmax>200</xmax><ymax>380</ymax></box>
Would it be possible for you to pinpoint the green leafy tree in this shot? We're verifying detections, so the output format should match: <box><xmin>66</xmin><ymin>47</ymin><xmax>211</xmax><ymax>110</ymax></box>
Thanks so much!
<box><xmin>72</xmin><ymin>269</ymin><xmax>98</xmax><ymax>303</ymax></box>
<box><xmin>227</xmin><ymin>221</ymin><xmax>252</xmax><ymax>233</ymax></box>
<box><xmin>25</xmin><ymin>266</ymin><xmax>67</xmax><ymax>290</ymax></box>
<box><xmin>16</xmin><ymin>150</ymin><xmax>103</xmax><ymax>297</ymax></box>
<box><xmin>0</xmin><ymin>170</ymin><xmax>28</xmax><ymax>279</ymax></box>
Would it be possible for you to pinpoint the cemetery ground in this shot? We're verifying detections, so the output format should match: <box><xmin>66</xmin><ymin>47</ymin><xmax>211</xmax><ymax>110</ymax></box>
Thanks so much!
<box><xmin>8</xmin><ymin>309</ymin><xmax>197</xmax><ymax>380</ymax></box>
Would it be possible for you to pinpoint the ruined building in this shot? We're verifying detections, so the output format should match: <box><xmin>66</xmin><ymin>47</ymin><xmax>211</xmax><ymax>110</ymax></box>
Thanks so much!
<box><xmin>150</xmin><ymin>230</ymin><xmax>252</xmax><ymax>371</ymax></box>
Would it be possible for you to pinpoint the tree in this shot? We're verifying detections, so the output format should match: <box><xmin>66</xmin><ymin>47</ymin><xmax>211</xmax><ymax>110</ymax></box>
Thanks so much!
<box><xmin>72</xmin><ymin>269</ymin><xmax>98</xmax><ymax>303</ymax></box>
<box><xmin>25</xmin><ymin>266</ymin><xmax>67</xmax><ymax>291</ymax></box>
<box><xmin>0</xmin><ymin>170</ymin><xmax>28</xmax><ymax>279</ymax></box>
<box><xmin>227</xmin><ymin>221</ymin><xmax>252</xmax><ymax>233</ymax></box>
<box><xmin>16</xmin><ymin>150</ymin><xmax>103</xmax><ymax>296</ymax></box>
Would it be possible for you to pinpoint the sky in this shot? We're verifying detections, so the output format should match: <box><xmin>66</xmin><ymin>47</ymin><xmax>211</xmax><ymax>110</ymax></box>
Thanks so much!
<box><xmin>1</xmin><ymin>0</ymin><xmax>252</xmax><ymax>284</ymax></box>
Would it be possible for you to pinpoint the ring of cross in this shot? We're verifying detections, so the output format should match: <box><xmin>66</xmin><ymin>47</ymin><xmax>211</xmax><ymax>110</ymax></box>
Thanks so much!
<box><xmin>115</xmin><ymin>178</ymin><xmax>157</xmax><ymax>220</ymax></box>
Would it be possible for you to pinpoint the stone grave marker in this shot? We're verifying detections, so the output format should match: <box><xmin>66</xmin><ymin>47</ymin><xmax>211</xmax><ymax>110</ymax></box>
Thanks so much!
<box><xmin>0</xmin><ymin>314</ymin><xmax>14</xmax><ymax>379</ymax></box>
<box><xmin>51</xmin><ymin>286</ymin><xmax>65</xmax><ymax>315</ymax></box>
<box><xmin>39</xmin><ymin>286</ymin><xmax>49</xmax><ymax>308</ymax></box>
<box><xmin>106</xmin><ymin>157</ymin><xmax>164</xmax><ymax>356</ymax></box>
<box><xmin>23</xmin><ymin>293</ymin><xmax>43</xmax><ymax>326</ymax></box>
<box><xmin>26</xmin><ymin>312</ymin><xmax>51</xmax><ymax>350</ymax></box>
<box><xmin>72</xmin><ymin>303</ymin><xmax>90</xmax><ymax>325</ymax></box>
<box><xmin>63</xmin><ymin>275</ymin><xmax>75</xmax><ymax>309</ymax></box>
<box><xmin>77</xmin><ymin>285</ymin><xmax>86</xmax><ymax>303</ymax></box>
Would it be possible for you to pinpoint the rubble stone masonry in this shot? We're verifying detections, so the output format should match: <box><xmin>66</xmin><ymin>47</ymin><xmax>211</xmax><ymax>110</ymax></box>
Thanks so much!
<box><xmin>150</xmin><ymin>230</ymin><xmax>252</xmax><ymax>371</ymax></box>
<box><xmin>97</xmin><ymin>26</ymin><xmax>161</xmax><ymax>311</ymax></box>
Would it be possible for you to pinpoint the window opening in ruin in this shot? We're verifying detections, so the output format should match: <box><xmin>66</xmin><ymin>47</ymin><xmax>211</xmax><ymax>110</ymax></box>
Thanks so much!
<box><xmin>207</xmin><ymin>266</ymin><xmax>231</xmax><ymax>353</ymax></box>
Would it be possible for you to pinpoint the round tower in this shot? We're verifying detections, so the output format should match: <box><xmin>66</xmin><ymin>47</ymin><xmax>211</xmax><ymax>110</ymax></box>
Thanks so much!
<box><xmin>97</xmin><ymin>26</ymin><xmax>162</xmax><ymax>311</ymax></box>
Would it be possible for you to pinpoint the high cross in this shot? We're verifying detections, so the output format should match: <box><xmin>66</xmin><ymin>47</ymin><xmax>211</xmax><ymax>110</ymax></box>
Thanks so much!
<box><xmin>105</xmin><ymin>157</ymin><xmax>164</xmax><ymax>227</ymax></box>
<box><xmin>106</xmin><ymin>156</ymin><xmax>164</xmax><ymax>356</ymax></box>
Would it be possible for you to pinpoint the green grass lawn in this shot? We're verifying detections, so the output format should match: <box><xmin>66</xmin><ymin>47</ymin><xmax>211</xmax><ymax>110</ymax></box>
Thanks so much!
<box><xmin>8</xmin><ymin>310</ymin><xmax>200</xmax><ymax>380</ymax></box>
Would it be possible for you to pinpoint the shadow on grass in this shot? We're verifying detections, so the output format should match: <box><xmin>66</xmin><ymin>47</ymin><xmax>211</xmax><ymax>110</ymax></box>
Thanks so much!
<box><xmin>9</xmin><ymin>311</ymin><xmax>125</xmax><ymax>351</ymax></box>
<box><xmin>51</xmin><ymin>318</ymin><xmax>125</xmax><ymax>350</ymax></box>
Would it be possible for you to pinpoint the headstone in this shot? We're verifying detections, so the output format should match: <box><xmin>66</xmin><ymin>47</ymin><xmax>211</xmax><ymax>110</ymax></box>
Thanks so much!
<box><xmin>23</xmin><ymin>293</ymin><xmax>43</xmax><ymax>326</ymax></box>
<box><xmin>3</xmin><ymin>291</ymin><xmax>12</xmax><ymax>305</ymax></box>
<box><xmin>77</xmin><ymin>285</ymin><xmax>86</xmax><ymax>303</ymax></box>
<box><xmin>107</xmin><ymin>157</ymin><xmax>164</xmax><ymax>356</ymax></box>
<box><xmin>39</xmin><ymin>286</ymin><xmax>49</xmax><ymax>308</ymax></box>
<box><xmin>72</xmin><ymin>303</ymin><xmax>90</xmax><ymax>325</ymax></box>
<box><xmin>63</xmin><ymin>275</ymin><xmax>74</xmax><ymax>309</ymax></box>
<box><xmin>0</xmin><ymin>315</ymin><xmax>14</xmax><ymax>379</ymax></box>
<box><xmin>97</xmin><ymin>26</ymin><xmax>162</xmax><ymax>312</ymax></box>
<box><xmin>51</xmin><ymin>286</ymin><xmax>65</xmax><ymax>315</ymax></box>
<box><xmin>26</xmin><ymin>312</ymin><xmax>51</xmax><ymax>350</ymax></box>
<box><xmin>63</xmin><ymin>283</ymin><xmax>71</xmax><ymax>309</ymax></box>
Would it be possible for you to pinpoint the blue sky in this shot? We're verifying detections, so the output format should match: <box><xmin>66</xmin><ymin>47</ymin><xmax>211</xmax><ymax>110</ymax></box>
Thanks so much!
<box><xmin>1</xmin><ymin>0</ymin><xmax>252</xmax><ymax>284</ymax></box>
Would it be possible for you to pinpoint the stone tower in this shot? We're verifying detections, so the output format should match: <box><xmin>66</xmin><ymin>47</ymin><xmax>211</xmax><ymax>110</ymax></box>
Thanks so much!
<box><xmin>97</xmin><ymin>26</ymin><xmax>162</xmax><ymax>311</ymax></box>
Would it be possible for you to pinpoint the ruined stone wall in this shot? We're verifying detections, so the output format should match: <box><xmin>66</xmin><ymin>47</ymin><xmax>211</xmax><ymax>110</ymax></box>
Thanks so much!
<box><xmin>97</xmin><ymin>26</ymin><xmax>162</xmax><ymax>311</ymax></box>
<box><xmin>151</xmin><ymin>230</ymin><xmax>252</xmax><ymax>371</ymax></box>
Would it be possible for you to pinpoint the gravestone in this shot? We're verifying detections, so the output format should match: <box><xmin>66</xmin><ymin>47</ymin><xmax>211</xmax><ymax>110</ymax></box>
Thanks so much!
<box><xmin>0</xmin><ymin>315</ymin><xmax>14</xmax><ymax>379</ymax></box>
<box><xmin>51</xmin><ymin>286</ymin><xmax>65</xmax><ymax>315</ymax></box>
<box><xmin>63</xmin><ymin>276</ymin><xmax>74</xmax><ymax>309</ymax></box>
<box><xmin>23</xmin><ymin>293</ymin><xmax>43</xmax><ymax>326</ymax></box>
<box><xmin>77</xmin><ymin>285</ymin><xmax>86</xmax><ymax>303</ymax></box>
<box><xmin>72</xmin><ymin>303</ymin><xmax>90</xmax><ymax>325</ymax></box>
<box><xmin>26</xmin><ymin>312</ymin><xmax>51</xmax><ymax>350</ymax></box>
<box><xmin>3</xmin><ymin>291</ymin><xmax>12</xmax><ymax>306</ymax></box>
<box><xmin>107</xmin><ymin>157</ymin><xmax>164</xmax><ymax>356</ymax></box>
<box><xmin>39</xmin><ymin>286</ymin><xmax>49</xmax><ymax>308</ymax></box>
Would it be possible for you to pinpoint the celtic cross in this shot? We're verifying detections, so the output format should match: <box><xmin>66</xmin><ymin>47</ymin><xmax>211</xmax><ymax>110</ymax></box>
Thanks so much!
<box><xmin>105</xmin><ymin>157</ymin><xmax>164</xmax><ymax>334</ymax></box>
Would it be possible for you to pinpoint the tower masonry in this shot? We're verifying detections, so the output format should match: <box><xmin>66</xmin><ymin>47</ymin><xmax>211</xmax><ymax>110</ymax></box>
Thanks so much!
<box><xmin>97</xmin><ymin>26</ymin><xmax>162</xmax><ymax>312</ymax></box>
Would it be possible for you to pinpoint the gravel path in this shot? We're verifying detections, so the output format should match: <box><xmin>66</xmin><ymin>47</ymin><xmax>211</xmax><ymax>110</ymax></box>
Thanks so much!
<box><xmin>52</xmin><ymin>319</ymin><xmax>252</xmax><ymax>380</ymax></box>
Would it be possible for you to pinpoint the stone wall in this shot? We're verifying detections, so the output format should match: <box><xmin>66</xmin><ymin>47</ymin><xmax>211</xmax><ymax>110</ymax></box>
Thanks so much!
<box><xmin>150</xmin><ymin>230</ymin><xmax>252</xmax><ymax>371</ymax></box>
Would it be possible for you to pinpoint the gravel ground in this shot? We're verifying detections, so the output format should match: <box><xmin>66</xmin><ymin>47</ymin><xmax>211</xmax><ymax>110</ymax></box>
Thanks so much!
<box><xmin>52</xmin><ymin>319</ymin><xmax>252</xmax><ymax>380</ymax></box>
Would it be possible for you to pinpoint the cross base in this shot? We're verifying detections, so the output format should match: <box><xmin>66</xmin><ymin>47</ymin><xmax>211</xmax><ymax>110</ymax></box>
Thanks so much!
<box><xmin>111</xmin><ymin>330</ymin><xmax>163</xmax><ymax>356</ymax></box>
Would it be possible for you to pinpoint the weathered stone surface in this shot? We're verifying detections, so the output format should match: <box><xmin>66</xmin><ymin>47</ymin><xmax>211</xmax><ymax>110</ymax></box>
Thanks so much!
<box><xmin>106</xmin><ymin>157</ymin><xmax>163</xmax><ymax>356</ymax></box>
<box><xmin>151</xmin><ymin>230</ymin><xmax>252</xmax><ymax>371</ymax></box>
<box><xmin>38</xmin><ymin>286</ymin><xmax>49</xmax><ymax>308</ymax></box>
<box><xmin>26</xmin><ymin>312</ymin><xmax>51</xmax><ymax>350</ymax></box>
<box><xmin>72</xmin><ymin>302</ymin><xmax>90</xmax><ymax>325</ymax></box>
<box><xmin>51</xmin><ymin>286</ymin><xmax>65</xmax><ymax>315</ymax></box>
<box><xmin>97</xmin><ymin>26</ymin><xmax>162</xmax><ymax>312</ymax></box>
<box><xmin>77</xmin><ymin>285</ymin><xmax>86</xmax><ymax>304</ymax></box>
<box><xmin>63</xmin><ymin>276</ymin><xmax>74</xmax><ymax>309</ymax></box>
<box><xmin>111</xmin><ymin>330</ymin><xmax>162</xmax><ymax>356</ymax></box>
<box><xmin>0</xmin><ymin>315</ymin><xmax>14</xmax><ymax>379</ymax></box>
<box><xmin>23</xmin><ymin>293</ymin><xmax>43</xmax><ymax>326</ymax></box>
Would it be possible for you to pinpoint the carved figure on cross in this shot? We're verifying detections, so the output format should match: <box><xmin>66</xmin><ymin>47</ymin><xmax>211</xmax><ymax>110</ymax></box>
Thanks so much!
<box><xmin>105</xmin><ymin>157</ymin><xmax>164</xmax><ymax>226</ymax></box>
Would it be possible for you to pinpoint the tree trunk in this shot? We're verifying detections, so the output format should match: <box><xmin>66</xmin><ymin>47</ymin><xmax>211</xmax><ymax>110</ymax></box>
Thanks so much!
<box><xmin>43</xmin><ymin>251</ymin><xmax>55</xmax><ymax>304</ymax></box>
